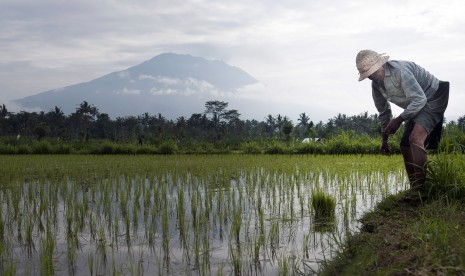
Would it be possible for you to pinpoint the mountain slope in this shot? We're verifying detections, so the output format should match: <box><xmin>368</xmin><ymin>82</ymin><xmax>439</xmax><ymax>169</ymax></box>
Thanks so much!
<box><xmin>16</xmin><ymin>53</ymin><xmax>258</xmax><ymax>118</ymax></box>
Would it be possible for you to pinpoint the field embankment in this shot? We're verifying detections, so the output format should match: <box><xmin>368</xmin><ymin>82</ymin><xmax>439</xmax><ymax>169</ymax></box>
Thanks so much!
<box><xmin>320</xmin><ymin>152</ymin><xmax>465</xmax><ymax>275</ymax></box>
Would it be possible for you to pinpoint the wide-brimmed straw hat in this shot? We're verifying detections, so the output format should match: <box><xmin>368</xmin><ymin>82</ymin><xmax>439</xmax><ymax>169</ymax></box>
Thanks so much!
<box><xmin>356</xmin><ymin>50</ymin><xmax>389</xmax><ymax>81</ymax></box>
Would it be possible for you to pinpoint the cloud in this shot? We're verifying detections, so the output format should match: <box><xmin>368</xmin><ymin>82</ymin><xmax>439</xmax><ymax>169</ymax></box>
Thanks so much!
<box><xmin>117</xmin><ymin>70</ymin><xmax>130</xmax><ymax>79</ymax></box>
<box><xmin>144</xmin><ymin>76</ymin><xmax>220</xmax><ymax>97</ymax></box>
<box><xmin>0</xmin><ymin>0</ymin><xmax>464</xmax><ymax>121</ymax></box>
<box><xmin>117</xmin><ymin>88</ymin><xmax>141</xmax><ymax>95</ymax></box>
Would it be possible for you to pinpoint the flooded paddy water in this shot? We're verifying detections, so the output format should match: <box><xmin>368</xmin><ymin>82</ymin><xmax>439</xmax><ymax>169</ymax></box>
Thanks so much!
<box><xmin>0</xmin><ymin>154</ymin><xmax>407</xmax><ymax>275</ymax></box>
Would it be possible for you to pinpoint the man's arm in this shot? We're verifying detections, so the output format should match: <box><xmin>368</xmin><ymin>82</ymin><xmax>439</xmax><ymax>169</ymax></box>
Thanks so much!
<box><xmin>371</xmin><ymin>82</ymin><xmax>393</xmax><ymax>132</ymax></box>
<box><xmin>372</xmin><ymin>82</ymin><xmax>393</xmax><ymax>155</ymax></box>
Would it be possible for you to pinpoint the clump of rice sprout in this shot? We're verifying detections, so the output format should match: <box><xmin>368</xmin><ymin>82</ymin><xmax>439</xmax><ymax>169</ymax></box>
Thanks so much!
<box><xmin>311</xmin><ymin>190</ymin><xmax>336</xmax><ymax>218</ymax></box>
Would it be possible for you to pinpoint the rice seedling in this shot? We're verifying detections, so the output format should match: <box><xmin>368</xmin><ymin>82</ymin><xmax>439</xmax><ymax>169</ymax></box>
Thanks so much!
<box><xmin>311</xmin><ymin>190</ymin><xmax>336</xmax><ymax>219</ymax></box>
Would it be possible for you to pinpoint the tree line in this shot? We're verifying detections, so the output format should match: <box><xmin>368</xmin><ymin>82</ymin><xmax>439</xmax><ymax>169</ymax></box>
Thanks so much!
<box><xmin>1</xmin><ymin>100</ymin><xmax>464</xmax><ymax>150</ymax></box>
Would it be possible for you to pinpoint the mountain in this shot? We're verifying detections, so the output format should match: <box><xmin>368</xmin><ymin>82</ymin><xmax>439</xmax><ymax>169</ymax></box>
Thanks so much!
<box><xmin>15</xmin><ymin>53</ymin><xmax>259</xmax><ymax>119</ymax></box>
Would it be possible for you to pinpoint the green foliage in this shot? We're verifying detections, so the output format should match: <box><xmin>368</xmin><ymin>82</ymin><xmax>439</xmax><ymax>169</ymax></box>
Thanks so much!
<box><xmin>16</xmin><ymin>145</ymin><xmax>32</xmax><ymax>154</ymax></box>
<box><xmin>281</xmin><ymin>121</ymin><xmax>294</xmax><ymax>145</ymax></box>
<box><xmin>241</xmin><ymin>141</ymin><xmax>262</xmax><ymax>154</ymax></box>
<box><xmin>54</xmin><ymin>144</ymin><xmax>72</xmax><ymax>154</ymax></box>
<box><xmin>34</xmin><ymin>124</ymin><xmax>50</xmax><ymax>140</ymax></box>
<box><xmin>96</xmin><ymin>142</ymin><xmax>116</xmax><ymax>154</ymax></box>
<box><xmin>135</xmin><ymin>145</ymin><xmax>158</xmax><ymax>154</ymax></box>
<box><xmin>0</xmin><ymin>144</ymin><xmax>16</xmax><ymax>154</ymax></box>
<box><xmin>311</xmin><ymin>190</ymin><xmax>336</xmax><ymax>218</ymax></box>
<box><xmin>264</xmin><ymin>140</ymin><xmax>289</xmax><ymax>154</ymax></box>
<box><xmin>426</xmin><ymin>153</ymin><xmax>465</xmax><ymax>199</ymax></box>
<box><xmin>294</xmin><ymin>141</ymin><xmax>325</xmax><ymax>154</ymax></box>
<box><xmin>32</xmin><ymin>141</ymin><xmax>53</xmax><ymax>154</ymax></box>
<box><xmin>0</xmin><ymin>100</ymin><xmax>464</xmax><ymax>157</ymax></box>
<box><xmin>89</xmin><ymin>141</ymin><xmax>158</xmax><ymax>155</ymax></box>
<box><xmin>440</xmin><ymin>125</ymin><xmax>465</xmax><ymax>153</ymax></box>
<box><xmin>158</xmin><ymin>140</ymin><xmax>178</xmax><ymax>154</ymax></box>
<box><xmin>113</xmin><ymin>144</ymin><xmax>137</xmax><ymax>154</ymax></box>
<box><xmin>0</xmin><ymin>121</ymin><xmax>461</xmax><ymax>156</ymax></box>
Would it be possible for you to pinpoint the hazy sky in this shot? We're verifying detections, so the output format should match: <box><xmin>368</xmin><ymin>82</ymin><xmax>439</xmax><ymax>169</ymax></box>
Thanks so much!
<box><xmin>1</xmin><ymin>0</ymin><xmax>464</xmax><ymax>122</ymax></box>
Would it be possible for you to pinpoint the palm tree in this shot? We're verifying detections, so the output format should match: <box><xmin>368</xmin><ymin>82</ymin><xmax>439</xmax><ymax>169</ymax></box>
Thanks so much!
<box><xmin>276</xmin><ymin>114</ymin><xmax>284</xmax><ymax>139</ymax></box>
<box><xmin>282</xmin><ymin>120</ymin><xmax>294</xmax><ymax>145</ymax></box>
<box><xmin>0</xmin><ymin>104</ymin><xmax>9</xmax><ymax>134</ymax></box>
<box><xmin>175</xmin><ymin>116</ymin><xmax>187</xmax><ymax>140</ymax></box>
<box><xmin>0</xmin><ymin>104</ymin><xmax>8</xmax><ymax>118</ymax></box>
<box><xmin>297</xmin><ymin>112</ymin><xmax>311</xmax><ymax>139</ymax></box>
<box><xmin>71</xmin><ymin>101</ymin><xmax>99</xmax><ymax>141</ymax></box>
<box><xmin>457</xmin><ymin>115</ymin><xmax>465</xmax><ymax>132</ymax></box>
<box><xmin>46</xmin><ymin>106</ymin><xmax>66</xmax><ymax>138</ymax></box>
<box><xmin>265</xmin><ymin>114</ymin><xmax>276</xmax><ymax>138</ymax></box>
<box><xmin>94</xmin><ymin>113</ymin><xmax>113</xmax><ymax>139</ymax></box>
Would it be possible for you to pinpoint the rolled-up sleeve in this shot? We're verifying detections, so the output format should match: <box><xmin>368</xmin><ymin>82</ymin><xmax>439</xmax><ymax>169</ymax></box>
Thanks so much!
<box><xmin>399</xmin><ymin>70</ymin><xmax>427</xmax><ymax>120</ymax></box>
<box><xmin>372</xmin><ymin>83</ymin><xmax>392</xmax><ymax>131</ymax></box>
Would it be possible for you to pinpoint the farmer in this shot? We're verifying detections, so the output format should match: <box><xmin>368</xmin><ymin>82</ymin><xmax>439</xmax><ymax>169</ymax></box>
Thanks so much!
<box><xmin>355</xmin><ymin>50</ymin><xmax>449</xmax><ymax>188</ymax></box>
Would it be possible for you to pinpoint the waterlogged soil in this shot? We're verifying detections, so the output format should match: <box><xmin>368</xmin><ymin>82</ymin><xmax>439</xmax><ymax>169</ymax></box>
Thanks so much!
<box><xmin>321</xmin><ymin>191</ymin><xmax>465</xmax><ymax>275</ymax></box>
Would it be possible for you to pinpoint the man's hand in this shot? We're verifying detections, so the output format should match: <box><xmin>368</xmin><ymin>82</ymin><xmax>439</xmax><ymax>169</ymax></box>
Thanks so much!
<box><xmin>384</xmin><ymin>116</ymin><xmax>404</xmax><ymax>135</ymax></box>
<box><xmin>381</xmin><ymin>116</ymin><xmax>403</xmax><ymax>155</ymax></box>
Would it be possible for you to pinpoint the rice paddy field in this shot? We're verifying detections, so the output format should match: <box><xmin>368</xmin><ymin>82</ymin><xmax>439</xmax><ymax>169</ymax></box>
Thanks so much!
<box><xmin>0</xmin><ymin>154</ymin><xmax>408</xmax><ymax>275</ymax></box>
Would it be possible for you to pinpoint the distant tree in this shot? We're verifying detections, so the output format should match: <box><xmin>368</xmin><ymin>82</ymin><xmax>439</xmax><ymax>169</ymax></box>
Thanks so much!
<box><xmin>297</xmin><ymin>112</ymin><xmax>312</xmax><ymax>139</ymax></box>
<box><xmin>204</xmin><ymin>100</ymin><xmax>241</xmax><ymax>139</ymax></box>
<box><xmin>282</xmin><ymin>120</ymin><xmax>293</xmax><ymax>145</ymax></box>
<box><xmin>94</xmin><ymin>113</ymin><xmax>113</xmax><ymax>139</ymax></box>
<box><xmin>314</xmin><ymin>121</ymin><xmax>325</xmax><ymax>138</ymax></box>
<box><xmin>46</xmin><ymin>106</ymin><xmax>66</xmax><ymax>138</ymax></box>
<box><xmin>115</xmin><ymin>116</ymin><xmax>139</xmax><ymax>142</ymax></box>
<box><xmin>175</xmin><ymin>116</ymin><xmax>187</xmax><ymax>140</ymax></box>
<box><xmin>222</xmin><ymin>109</ymin><xmax>240</xmax><ymax>123</ymax></box>
<box><xmin>0</xmin><ymin>104</ymin><xmax>8</xmax><ymax>118</ymax></box>
<box><xmin>10</xmin><ymin>111</ymin><xmax>40</xmax><ymax>136</ymax></box>
<box><xmin>34</xmin><ymin>124</ymin><xmax>49</xmax><ymax>140</ymax></box>
<box><xmin>0</xmin><ymin>104</ymin><xmax>9</xmax><ymax>134</ymax></box>
<box><xmin>71</xmin><ymin>101</ymin><xmax>99</xmax><ymax>140</ymax></box>
<box><xmin>204</xmin><ymin>100</ymin><xmax>228</xmax><ymax>128</ymax></box>
<box><xmin>276</xmin><ymin>114</ymin><xmax>284</xmax><ymax>139</ymax></box>
<box><xmin>138</xmin><ymin>112</ymin><xmax>151</xmax><ymax>132</ymax></box>
<box><xmin>187</xmin><ymin>113</ymin><xmax>209</xmax><ymax>139</ymax></box>
<box><xmin>458</xmin><ymin>115</ymin><xmax>465</xmax><ymax>132</ymax></box>
<box><xmin>265</xmin><ymin>114</ymin><xmax>276</xmax><ymax>138</ymax></box>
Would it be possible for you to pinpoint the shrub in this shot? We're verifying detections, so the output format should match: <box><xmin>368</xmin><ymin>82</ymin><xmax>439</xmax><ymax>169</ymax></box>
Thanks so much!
<box><xmin>54</xmin><ymin>144</ymin><xmax>72</xmax><ymax>154</ymax></box>
<box><xmin>135</xmin><ymin>145</ymin><xmax>158</xmax><ymax>154</ymax></box>
<box><xmin>203</xmin><ymin>143</ymin><xmax>214</xmax><ymax>154</ymax></box>
<box><xmin>264</xmin><ymin>141</ymin><xmax>288</xmax><ymax>154</ymax></box>
<box><xmin>32</xmin><ymin>141</ymin><xmax>53</xmax><ymax>154</ymax></box>
<box><xmin>242</xmin><ymin>141</ymin><xmax>262</xmax><ymax>154</ymax></box>
<box><xmin>0</xmin><ymin>144</ymin><xmax>16</xmax><ymax>154</ymax></box>
<box><xmin>295</xmin><ymin>141</ymin><xmax>324</xmax><ymax>154</ymax></box>
<box><xmin>97</xmin><ymin>142</ymin><xmax>116</xmax><ymax>154</ymax></box>
<box><xmin>114</xmin><ymin>144</ymin><xmax>137</xmax><ymax>154</ymax></box>
<box><xmin>16</xmin><ymin>145</ymin><xmax>32</xmax><ymax>154</ymax></box>
<box><xmin>159</xmin><ymin>141</ymin><xmax>178</xmax><ymax>154</ymax></box>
